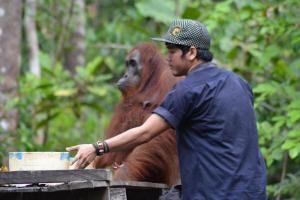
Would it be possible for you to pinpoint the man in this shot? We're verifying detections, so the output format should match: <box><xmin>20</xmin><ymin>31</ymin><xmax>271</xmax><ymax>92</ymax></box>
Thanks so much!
<box><xmin>67</xmin><ymin>19</ymin><xmax>267</xmax><ymax>200</ymax></box>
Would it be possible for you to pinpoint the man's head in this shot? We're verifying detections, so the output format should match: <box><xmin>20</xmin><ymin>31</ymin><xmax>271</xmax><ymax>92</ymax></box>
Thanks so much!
<box><xmin>152</xmin><ymin>19</ymin><xmax>213</xmax><ymax>76</ymax></box>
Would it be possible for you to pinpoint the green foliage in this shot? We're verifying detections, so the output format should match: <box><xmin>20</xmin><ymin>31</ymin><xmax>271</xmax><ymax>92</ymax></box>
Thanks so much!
<box><xmin>1</xmin><ymin>52</ymin><xmax>120</xmax><ymax>161</ymax></box>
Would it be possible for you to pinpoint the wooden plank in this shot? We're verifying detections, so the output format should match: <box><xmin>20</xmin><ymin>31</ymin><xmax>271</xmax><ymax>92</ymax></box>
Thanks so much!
<box><xmin>0</xmin><ymin>186</ymin><xmax>41</xmax><ymax>193</ymax></box>
<box><xmin>110</xmin><ymin>181</ymin><xmax>168</xmax><ymax>189</ymax></box>
<box><xmin>0</xmin><ymin>181</ymin><xmax>109</xmax><ymax>193</ymax></box>
<box><xmin>0</xmin><ymin>169</ymin><xmax>112</xmax><ymax>184</ymax></box>
<box><xmin>110</xmin><ymin>188</ymin><xmax>127</xmax><ymax>200</ymax></box>
<box><xmin>44</xmin><ymin>180</ymin><xmax>109</xmax><ymax>192</ymax></box>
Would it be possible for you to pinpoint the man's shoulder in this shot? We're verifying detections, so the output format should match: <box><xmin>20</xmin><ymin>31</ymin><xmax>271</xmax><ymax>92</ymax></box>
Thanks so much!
<box><xmin>170</xmin><ymin>80</ymin><xmax>193</xmax><ymax>98</ymax></box>
<box><xmin>185</xmin><ymin>65</ymin><xmax>230</xmax><ymax>87</ymax></box>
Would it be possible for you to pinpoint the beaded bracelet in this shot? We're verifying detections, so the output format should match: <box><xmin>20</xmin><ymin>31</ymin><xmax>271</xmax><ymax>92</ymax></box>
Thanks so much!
<box><xmin>93</xmin><ymin>141</ymin><xmax>109</xmax><ymax>156</ymax></box>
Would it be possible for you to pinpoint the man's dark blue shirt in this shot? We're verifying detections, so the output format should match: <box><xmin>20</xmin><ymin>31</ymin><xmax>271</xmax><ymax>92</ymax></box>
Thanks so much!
<box><xmin>153</xmin><ymin>63</ymin><xmax>267</xmax><ymax>200</ymax></box>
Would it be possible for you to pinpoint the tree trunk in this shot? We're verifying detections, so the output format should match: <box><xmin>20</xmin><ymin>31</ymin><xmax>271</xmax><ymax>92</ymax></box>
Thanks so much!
<box><xmin>0</xmin><ymin>0</ymin><xmax>21</xmax><ymax>132</ymax></box>
<box><xmin>64</xmin><ymin>0</ymin><xmax>86</xmax><ymax>73</ymax></box>
<box><xmin>24</xmin><ymin>0</ymin><xmax>40</xmax><ymax>77</ymax></box>
<box><xmin>0</xmin><ymin>0</ymin><xmax>22</xmax><ymax>165</ymax></box>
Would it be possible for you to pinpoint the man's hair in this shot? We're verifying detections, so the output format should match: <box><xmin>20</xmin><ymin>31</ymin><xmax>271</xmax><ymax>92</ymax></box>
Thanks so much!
<box><xmin>166</xmin><ymin>43</ymin><xmax>213</xmax><ymax>62</ymax></box>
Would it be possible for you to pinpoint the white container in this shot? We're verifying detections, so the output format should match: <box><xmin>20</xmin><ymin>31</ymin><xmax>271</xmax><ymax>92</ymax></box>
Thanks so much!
<box><xmin>9</xmin><ymin>152</ymin><xmax>70</xmax><ymax>171</ymax></box>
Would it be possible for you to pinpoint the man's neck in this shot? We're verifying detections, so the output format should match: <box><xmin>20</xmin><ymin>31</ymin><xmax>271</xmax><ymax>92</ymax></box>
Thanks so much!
<box><xmin>187</xmin><ymin>60</ymin><xmax>205</xmax><ymax>74</ymax></box>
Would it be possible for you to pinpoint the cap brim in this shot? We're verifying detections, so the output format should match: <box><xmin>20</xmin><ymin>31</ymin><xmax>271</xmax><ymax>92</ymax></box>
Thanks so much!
<box><xmin>151</xmin><ymin>37</ymin><xmax>172</xmax><ymax>43</ymax></box>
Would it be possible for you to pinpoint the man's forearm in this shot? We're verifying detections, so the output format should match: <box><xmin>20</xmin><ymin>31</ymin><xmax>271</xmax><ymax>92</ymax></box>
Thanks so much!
<box><xmin>104</xmin><ymin>114</ymin><xmax>170</xmax><ymax>153</ymax></box>
<box><xmin>105</xmin><ymin>126</ymin><xmax>149</xmax><ymax>152</ymax></box>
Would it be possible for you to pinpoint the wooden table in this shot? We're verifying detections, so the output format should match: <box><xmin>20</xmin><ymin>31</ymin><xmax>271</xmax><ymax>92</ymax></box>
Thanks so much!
<box><xmin>0</xmin><ymin>169</ymin><xmax>168</xmax><ymax>200</ymax></box>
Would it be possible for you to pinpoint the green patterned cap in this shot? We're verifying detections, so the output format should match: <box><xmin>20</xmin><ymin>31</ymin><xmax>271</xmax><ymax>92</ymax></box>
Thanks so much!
<box><xmin>152</xmin><ymin>19</ymin><xmax>211</xmax><ymax>50</ymax></box>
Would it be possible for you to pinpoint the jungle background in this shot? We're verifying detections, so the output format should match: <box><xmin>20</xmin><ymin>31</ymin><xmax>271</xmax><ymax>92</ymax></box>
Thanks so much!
<box><xmin>0</xmin><ymin>0</ymin><xmax>299</xmax><ymax>199</ymax></box>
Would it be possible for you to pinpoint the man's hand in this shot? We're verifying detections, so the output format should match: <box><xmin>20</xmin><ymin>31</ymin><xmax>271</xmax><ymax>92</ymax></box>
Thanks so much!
<box><xmin>66</xmin><ymin>144</ymin><xmax>96</xmax><ymax>169</ymax></box>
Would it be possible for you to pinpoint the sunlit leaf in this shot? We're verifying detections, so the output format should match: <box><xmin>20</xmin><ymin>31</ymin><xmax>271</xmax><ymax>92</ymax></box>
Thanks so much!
<box><xmin>282</xmin><ymin>140</ymin><xmax>295</xmax><ymax>150</ymax></box>
<box><xmin>289</xmin><ymin>148</ymin><xmax>299</xmax><ymax>159</ymax></box>
<box><xmin>85</xmin><ymin>56</ymin><xmax>103</xmax><ymax>75</ymax></box>
<box><xmin>288</xmin><ymin>130</ymin><xmax>300</xmax><ymax>137</ymax></box>
<box><xmin>287</xmin><ymin>110</ymin><xmax>300</xmax><ymax>123</ymax></box>
<box><xmin>54</xmin><ymin>89</ymin><xmax>77</xmax><ymax>97</ymax></box>
<box><xmin>253</xmin><ymin>83</ymin><xmax>276</xmax><ymax>95</ymax></box>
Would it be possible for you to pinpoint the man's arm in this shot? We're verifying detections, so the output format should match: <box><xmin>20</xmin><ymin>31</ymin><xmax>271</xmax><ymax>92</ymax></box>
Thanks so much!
<box><xmin>66</xmin><ymin>114</ymin><xmax>170</xmax><ymax>169</ymax></box>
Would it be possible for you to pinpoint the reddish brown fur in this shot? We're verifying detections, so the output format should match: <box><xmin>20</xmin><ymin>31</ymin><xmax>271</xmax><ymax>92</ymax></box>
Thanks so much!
<box><xmin>94</xmin><ymin>43</ymin><xmax>180</xmax><ymax>185</ymax></box>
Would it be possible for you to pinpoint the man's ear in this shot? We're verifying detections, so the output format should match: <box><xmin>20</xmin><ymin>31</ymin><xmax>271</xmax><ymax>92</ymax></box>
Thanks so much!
<box><xmin>187</xmin><ymin>46</ymin><xmax>197</xmax><ymax>60</ymax></box>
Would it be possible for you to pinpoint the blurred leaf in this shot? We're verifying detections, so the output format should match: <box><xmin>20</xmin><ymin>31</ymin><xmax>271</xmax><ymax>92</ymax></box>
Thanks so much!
<box><xmin>41</xmin><ymin>67</ymin><xmax>56</xmax><ymax>78</ymax></box>
<box><xmin>182</xmin><ymin>6</ymin><xmax>200</xmax><ymax>19</ymax></box>
<box><xmin>273</xmin><ymin>59</ymin><xmax>289</xmax><ymax>78</ymax></box>
<box><xmin>39</xmin><ymin>51</ymin><xmax>52</xmax><ymax>68</ymax></box>
<box><xmin>288</xmin><ymin>101</ymin><xmax>300</xmax><ymax>109</ymax></box>
<box><xmin>87</xmin><ymin>86</ymin><xmax>108</xmax><ymax>97</ymax></box>
<box><xmin>215</xmin><ymin>1</ymin><xmax>232</xmax><ymax>13</ymax></box>
<box><xmin>36</xmin><ymin>83</ymin><xmax>54</xmax><ymax>90</ymax></box>
<box><xmin>262</xmin><ymin>45</ymin><xmax>281</xmax><ymax>64</ymax></box>
<box><xmin>36</xmin><ymin>112</ymin><xmax>61</xmax><ymax>129</ymax></box>
<box><xmin>78</xmin><ymin>56</ymin><xmax>103</xmax><ymax>76</ymax></box>
<box><xmin>35</xmin><ymin>102</ymin><xmax>56</xmax><ymax>114</ymax></box>
<box><xmin>81</xmin><ymin>102</ymin><xmax>105</xmax><ymax>113</ymax></box>
<box><xmin>135</xmin><ymin>0</ymin><xmax>176</xmax><ymax>24</ymax></box>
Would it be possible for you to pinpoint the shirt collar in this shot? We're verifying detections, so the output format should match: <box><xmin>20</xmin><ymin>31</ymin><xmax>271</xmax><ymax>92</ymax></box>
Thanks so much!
<box><xmin>188</xmin><ymin>62</ymin><xmax>216</xmax><ymax>74</ymax></box>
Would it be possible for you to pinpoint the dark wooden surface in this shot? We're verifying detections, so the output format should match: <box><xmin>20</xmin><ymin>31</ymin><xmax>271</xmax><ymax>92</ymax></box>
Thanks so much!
<box><xmin>111</xmin><ymin>181</ymin><xmax>168</xmax><ymax>200</ymax></box>
<box><xmin>0</xmin><ymin>169</ymin><xmax>168</xmax><ymax>200</ymax></box>
<box><xmin>0</xmin><ymin>188</ymin><xmax>108</xmax><ymax>200</ymax></box>
<box><xmin>0</xmin><ymin>169</ymin><xmax>112</xmax><ymax>184</ymax></box>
